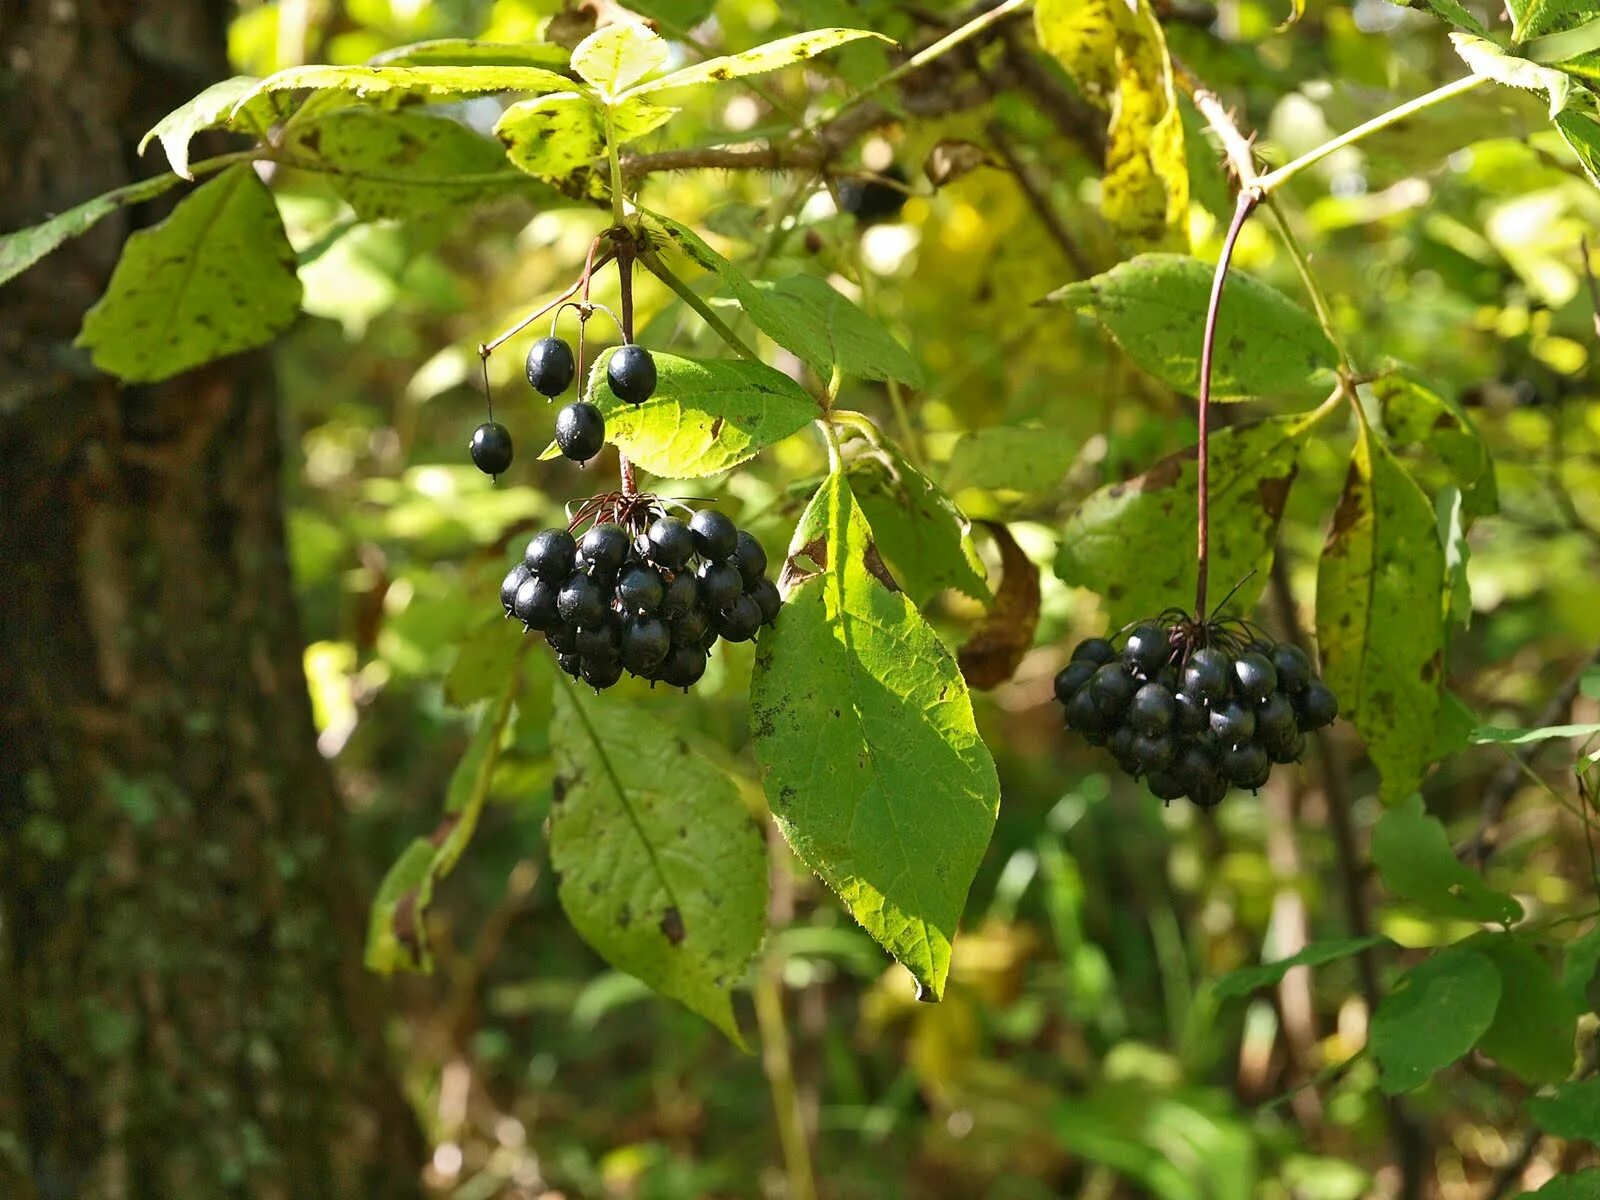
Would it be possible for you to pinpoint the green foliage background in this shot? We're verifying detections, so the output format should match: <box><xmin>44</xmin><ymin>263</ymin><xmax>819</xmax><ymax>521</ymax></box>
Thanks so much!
<box><xmin>13</xmin><ymin>0</ymin><xmax>1600</xmax><ymax>1193</ymax></box>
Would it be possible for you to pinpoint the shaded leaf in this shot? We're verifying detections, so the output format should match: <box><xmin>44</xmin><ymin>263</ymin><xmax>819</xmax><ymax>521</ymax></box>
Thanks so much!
<box><xmin>139</xmin><ymin>75</ymin><xmax>265</xmax><ymax>179</ymax></box>
<box><xmin>1372</xmin><ymin>945</ymin><xmax>1501</xmax><ymax>1093</ymax></box>
<box><xmin>627</xmin><ymin>29</ymin><xmax>889</xmax><ymax>96</ymax></box>
<box><xmin>749</xmin><ymin>472</ymin><xmax>1000</xmax><ymax>998</ymax></box>
<box><xmin>1371</xmin><ymin>795</ymin><xmax>1524</xmax><ymax>924</ymax></box>
<box><xmin>958</xmin><ymin>522</ymin><xmax>1040</xmax><ymax>689</ymax></box>
<box><xmin>571</xmin><ymin>21</ymin><xmax>670</xmax><ymax>95</ymax></box>
<box><xmin>1472</xmin><ymin>933</ymin><xmax>1579</xmax><ymax>1084</ymax></box>
<box><xmin>0</xmin><ymin>172</ymin><xmax>186</xmax><ymax>288</ymax></box>
<box><xmin>557</xmin><ymin>348</ymin><xmax>818</xmax><ymax>478</ymax></box>
<box><xmin>1316</xmin><ymin>427</ymin><xmax>1448</xmax><ymax>801</ymax></box>
<box><xmin>849</xmin><ymin>443</ymin><xmax>988</xmax><ymax>605</ymax></box>
<box><xmin>495</xmin><ymin>91</ymin><xmax>605</xmax><ymax>180</ymax></box>
<box><xmin>550</xmin><ymin>680</ymin><xmax>768</xmax><ymax>1043</ymax></box>
<box><xmin>446</xmin><ymin>616</ymin><xmax>522</xmax><ymax>708</ymax></box>
<box><xmin>76</xmin><ymin>166</ymin><xmax>302</xmax><ymax>383</ymax></box>
<box><xmin>1212</xmin><ymin>936</ymin><xmax>1392</xmax><ymax>999</ymax></box>
<box><xmin>944</xmin><ymin>425</ymin><xmax>1077</xmax><ymax>494</ymax></box>
<box><xmin>1056</xmin><ymin>414</ymin><xmax>1313</xmax><ymax>628</ymax></box>
<box><xmin>1528</xmin><ymin>1076</ymin><xmax>1600</xmax><ymax>1143</ymax></box>
<box><xmin>1047</xmin><ymin>254</ymin><xmax>1338</xmax><ymax>399</ymax></box>
<box><xmin>286</xmin><ymin>108</ymin><xmax>537</xmax><ymax>219</ymax></box>
<box><xmin>1562</xmin><ymin>921</ymin><xmax>1600</xmax><ymax>1010</ymax></box>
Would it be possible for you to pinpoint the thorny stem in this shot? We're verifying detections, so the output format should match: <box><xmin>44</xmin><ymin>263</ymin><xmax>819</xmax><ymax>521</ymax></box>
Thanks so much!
<box><xmin>640</xmin><ymin>249</ymin><xmax>763</xmax><ymax>363</ymax></box>
<box><xmin>1196</xmin><ymin>191</ymin><xmax>1260</xmax><ymax>619</ymax></box>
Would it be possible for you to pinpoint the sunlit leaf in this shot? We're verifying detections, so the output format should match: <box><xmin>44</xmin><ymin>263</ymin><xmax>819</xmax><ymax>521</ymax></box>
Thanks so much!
<box><xmin>235</xmin><ymin>63</ymin><xmax>574</xmax><ymax>111</ymax></box>
<box><xmin>139</xmin><ymin>75</ymin><xmax>265</xmax><ymax>179</ymax></box>
<box><xmin>849</xmin><ymin>443</ymin><xmax>989</xmax><ymax>605</ymax></box>
<box><xmin>1452</xmin><ymin>34</ymin><xmax>1575</xmax><ymax>117</ymax></box>
<box><xmin>627</xmin><ymin>29</ymin><xmax>890</xmax><ymax>96</ymax></box>
<box><xmin>1509</xmin><ymin>0</ymin><xmax>1600</xmax><ymax>80</ymax></box>
<box><xmin>1034</xmin><ymin>0</ymin><xmax>1118</xmax><ymax>107</ymax></box>
<box><xmin>369</xmin><ymin>38</ymin><xmax>571</xmax><ymax>69</ymax></box>
<box><xmin>571</xmin><ymin>21</ymin><xmax>670</xmax><ymax>95</ymax></box>
<box><xmin>0</xmin><ymin>172</ymin><xmax>186</xmax><ymax>288</ymax></box>
<box><xmin>750</xmin><ymin>472</ymin><xmax>1000</xmax><ymax>999</ymax></box>
<box><xmin>495</xmin><ymin>92</ymin><xmax>605</xmax><ymax>180</ymax></box>
<box><xmin>1101</xmin><ymin>1</ymin><xmax>1188</xmax><ymax>251</ymax></box>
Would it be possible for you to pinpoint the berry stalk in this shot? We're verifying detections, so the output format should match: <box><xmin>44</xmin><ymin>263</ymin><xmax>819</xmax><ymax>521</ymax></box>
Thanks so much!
<box><xmin>1195</xmin><ymin>190</ymin><xmax>1260</xmax><ymax>620</ymax></box>
<box><xmin>616</xmin><ymin>237</ymin><xmax>640</xmax><ymax>498</ymax></box>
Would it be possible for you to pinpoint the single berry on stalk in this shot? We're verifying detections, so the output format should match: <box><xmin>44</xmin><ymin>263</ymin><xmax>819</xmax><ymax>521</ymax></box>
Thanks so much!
<box><xmin>470</xmin><ymin>422</ymin><xmax>514</xmax><ymax>476</ymax></box>
<box><xmin>555</xmin><ymin>402</ymin><xmax>605</xmax><ymax>463</ymax></box>
<box><xmin>1123</xmin><ymin>624</ymin><xmax>1170</xmax><ymax>677</ymax></box>
<box><xmin>526</xmin><ymin>336</ymin><xmax>576</xmax><ymax>397</ymax></box>
<box><xmin>607</xmin><ymin>345</ymin><xmax>658</xmax><ymax>406</ymax></box>
<box><xmin>616</xmin><ymin>563</ymin><xmax>666</xmax><ymax>615</ymax></box>
<box><xmin>556</xmin><ymin>573</ymin><xmax>608</xmax><ymax>628</ymax></box>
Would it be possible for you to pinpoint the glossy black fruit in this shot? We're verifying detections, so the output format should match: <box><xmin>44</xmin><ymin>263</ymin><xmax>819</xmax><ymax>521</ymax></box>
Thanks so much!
<box><xmin>1296</xmin><ymin>681</ymin><xmax>1339</xmax><ymax>729</ymax></box>
<box><xmin>607</xmin><ymin>344</ymin><xmax>658</xmax><ymax>406</ymax></box>
<box><xmin>579</xmin><ymin>524</ymin><xmax>631</xmax><ymax>576</ymax></box>
<box><xmin>1183</xmin><ymin>647</ymin><xmax>1232</xmax><ymax>703</ymax></box>
<box><xmin>751</xmin><ymin>578</ymin><xmax>783</xmax><ymax>624</ymax></box>
<box><xmin>1071</xmin><ymin>638</ymin><xmax>1117</xmax><ymax>666</ymax></box>
<box><xmin>1088</xmin><ymin>663</ymin><xmax>1138</xmax><ymax>718</ymax></box>
<box><xmin>1123</xmin><ymin>624</ymin><xmax>1170</xmax><ymax>677</ymax></box>
<box><xmin>525</xmin><ymin>528</ymin><xmax>578</xmax><ymax>579</ymax></box>
<box><xmin>716</xmin><ymin>594</ymin><xmax>763</xmax><ymax>643</ymax></box>
<box><xmin>513</xmin><ymin>576</ymin><xmax>560</xmax><ymax>630</ymax></box>
<box><xmin>546</xmin><ymin>623</ymin><xmax>578</xmax><ymax>655</ymax></box>
<box><xmin>1129</xmin><ymin>683</ymin><xmax>1176</xmax><ymax>736</ymax></box>
<box><xmin>671</xmin><ymin>608</ymin><xmax>710</xmax><ymax>648</ymax></box>
<box><xmin>837</xmin><ymin>164</ymin><xmax>909</xmax><ymax>225</ymax></box>
<box><xmin>1209</xmin><ymin>700</ymin><xmax>1256</xmax><ymax>746</ymax></box>
<box><xmin>659</xmin><ymin>642</ymin><xmax>708</xmax><ymax>689</ymax></box>
<box><xmin>1222</xmin><ymin>742</ymin><xmax>1271</xmax><ymax>790</ymax></box>
<box><xmin>1232</xmin><ymin>652</ymin><xmax>1278</xmax><ymax>703</ymax></box>
<box><xmin>525</xmin><ymin>336</ymin><xmax>576</xmax><ymax>397</ymax></box>
<box><xmin>1109</xmin><ymin>725</ymin><xmax>1141</xmax><ymax>774</ymax></box>
<box><xmin>581</xmin><ymin>656</ymin><xmax>624</xmax><ymax>690</ymax></box>
<box><xmin>470</xmin><ymin>422</ymin><xmax>514</xmax><ymax>476</ymax></box>
<box><xmin>689</xmin><ymin>509</ymin><xmax>738</xmax><ymax>561</ymax></box>
<box><xmin>729</xmin><ymin>531</ymin><xmax>768</xmax><ymax>588</ymax></box>
<box><xmin>1256</xmin><ymin>692</ymin><xmax>1297</xmax><ymax>742</ymax></box>
<box><xmin>1054</xmin><ymin>661</ymin><xmax>1097</xmax><ymax>705</ymax></box>
<box><xmin>1173</xmin><ymin>691</ymin><xmax>1209</xmax><ymax>734</ymax></box>
<box><xmin>501</xmin><ymin>564</ymin><xmax>531</xmax><ymax>613</ymax></box>
<box><xmin>622</xmin><ymin>616</ymin><xmax>671</xmax><ymax>675</ymax></box>
<box><xmin>575</xmin><ymin>619</ymin><xmax>621</xmax><ymax>661</ymax></box>
<box><xmin>697</xmin><ymin>561</ymin><xmax>743</xmax><ymax>610</ymax></box>
<box><xmin>1271</xmin><ymin>644</ymin><xmax>1314</xmax><ymax>693</ymax></box>
<box><xmin>1064</xmin><ymin>687</ymin><xmax>1106</xmax><ymax>737</ymax></box>
<box><xmin>556</xmin><ymin>573</ymin><xmax>608</xmax><ymax>628</ymax></box>
<box><xmin>662</xmin><ymin>571</ymin><xmax>699</xmax><ymax>617</ymax></box>
<box><xmin>646</xmin><ymin>516</ymin><xmax>694</xmax><ymax>570</ymax></box>
<box><xmin>1131</xmin><ymin>732</ymin><xmax>1176</xmax><ymax>772</ymax></box>
<box><xmin>555</xmin><ymin>402</ymin><xmax>605</xmax><ymax>463</ymax></box>
<box><xmin>1147</xmin><ymin>771</ymin><xmax>1188</xmax><ymax>802</ymax></box>
<box><xmin>616</xmin><ymin>563</ymin><xmax>666</xmax><ymax>615</ymax></box>
<box><xmin>555</xmin><ymin>651</ymin><xmax>582</xmax><ymax>677</ymax></box>
<box><xmin>1266</xmin><ymin>728</ymin><xmax>1307</xmax><ymax>764</ymax></box>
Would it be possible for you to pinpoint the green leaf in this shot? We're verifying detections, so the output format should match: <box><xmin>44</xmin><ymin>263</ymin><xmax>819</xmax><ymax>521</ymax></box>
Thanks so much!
<box><xmin>1100</xmin><ymin>0</ymin><xmax>1189</xmax><ymax>251</ymax></box>
<box><xmin>626</xmin><ymin>29</ymin><xmax>890</xmax><ymax>97</ymax></box>
<box><xmin>1529</xmin><ymin>1078</ymin><xmax>1600</xmax><ymax>1144</ymax></box>
<box><xmin>549</xmin><ymin>681</ymin><xmax>768</xmax><ymax>1043</ymax></box>
<box><xmin>744</xmin><ymin>275</ymin><xmax>924</xmax><ymax>387</ymax></box>
<box><xmin>367</xmin><ymin>672</ymin><xmax>521</xmax><ymax>973</ymax></box>
<box><xmin>1469</xmin><ymin>722</ymin><xmax>1600</xmax><ymax>744</ymax></box>
<box><xmin>235</xmin><ymin>63</ymin><xmax>575</xmax><ymax>110</ymax></box>
<box><xmin>1316</xmin><ymin>427</ymin><xmax>1448</xmax><ymax>801</ymax></box>
<box><xmin>1452</xmin><ymin>33</ymin><xmax>1575</xmax><ymax>116</ymax></box>
<box><xmin>571</xmin><ymin>21</ymin><xmax>670</xmax><ymax>95</ymax></box>
<box><xmin>1055</xmin><ymin>414</ymin><xmax>1312</xmax><ymax>628</ymax></box>
<box><xmin>626</xmin><ymin>0</ymin><xmax>716</xmax><ymax>26</ymax></box>
<box><xmin>612</xmin><ymin>95</ymin><xmax>680</xmax><ymax>144</ymax></box>
<box><xmin>1370</xmin><ymin>795</ymin><xmax>1524</xmax><ymax>924</ymax></box>
<box><xmin>75</xmin><ymin>166</ymin><xmax>302</xmax><ymax>383</ymax></box>
<box><xmin>1395</xmin><ymin>0</ymin><xmax>1493</xmax><ymax>38</ymax></box>
<box><xmin>943</xmin><ymin>425</ymin><xmax>1078</xmax><ymax>494</ymax></box>
<box><xmin>446</xmin><ymin>616</ymin><xmax>522</xmax><ymax>708</ymax></box>
<box><xmin>494</xmin><ymin>92</ymin><xmax>604</xmax><ymax>180</ymax></box>
<box><xmin>848</xmin><ymin>443</ymin><xmax>989</xmax><ymax>605</ymax></box>
<box><xmin>564</xmin><ymin>348</ymin><xmax>818</xmax><ymax>478</ymax></box>
<box><xmin>1047</xmin><ymin>254</ymin><xmax>1338</xmax><ymax>399</ymax></box>
<box><xmin>139</xmin><ymin>76</ymin><xmax>264</xmax><ymax>179</ymax></box>
<box><xmin>286</xmin><ymin>109</ymin><xmax>537</xmax><ymax>220</ymax></box>
<box><xmin>1212</xmin><ymin>936</ymin><xmax>1391</xmax><ymax>999</ymax></box>
<box><xmin>1034</xmin><ymin>0</ymin><xmax>1119</xmax><ymax>107</ymax></box>
<box><xmin>0</xmin><ymin>172</ymin><xmax>186</xmax><ymax>288</ymax></box>
<box><xmin>1555</xmin><ymin>110</ymin><xmax>1600</xmax><ymax>188</ymax></box>
<box><xmin>1510</xmin><ymin>0</ymin><xmax>1600</xmax><ymax>79</ymax></box>
<box><xmin>1472</xmin><ymin>933</ymin><xmax>1580</xmax><ymax>1084</ymax></box>
<box><xmin>1562</xmin><ymin>921</ymin><xmax>1600</xmax><ymax>1010</ymax></box>
<box><xmin>1372</xmin><ymin>945</ymin><xmax>1501</xmax><ymax>1093</ymax></box>
<box><xmin>1518</xmin><ymin>1168</ymin><xmax>1600</xmax><ymax>1198</ymax></box>
<box><xmin>1378</xmin><ymin>372</ymin><xmax>1496</xmax><ymax>518</ymax></box>
<box><xmin>749</xmin><ymin>472</ymin><xmax>1000</xmax><ymax>998</ymax></box>
<box><xmin>369</xmin><ymin>39</ymin><xmax>571</xmax><ymax>68</ymax></box>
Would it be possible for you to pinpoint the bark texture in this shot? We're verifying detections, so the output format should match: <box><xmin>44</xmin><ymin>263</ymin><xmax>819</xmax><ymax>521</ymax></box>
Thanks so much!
<box><xmin>0</xmin><ymin>3</ymin><xmax>425</xmax><ymax>1196</ymax></box>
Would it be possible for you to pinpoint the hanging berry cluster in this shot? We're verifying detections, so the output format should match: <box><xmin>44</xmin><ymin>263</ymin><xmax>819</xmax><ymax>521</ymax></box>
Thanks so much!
<box><xmin>501</xmin><ymin>500</ymin><xmax>781</xmax><ymax>692</ymax></box>
<box><xmin>1054</xmin><ymin>612</ymin><xmax>1338</xmax><ymax>808</ymax></box>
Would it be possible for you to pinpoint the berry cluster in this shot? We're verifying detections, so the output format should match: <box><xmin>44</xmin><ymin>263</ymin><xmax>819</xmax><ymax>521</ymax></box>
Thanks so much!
<box><xmin>1054</xmin><ymin>615</ymin><xmax>1338</xmax><ymax>808</ymax></box>
<box><xmin>468</xmin><ymin>330</ymin><xmax>659</xmax><ymax>478</ymax></box>
<box><xmin>500</xmin><ymin>501</ymin><xmax>781</xmax><ymax>692</ymax></box>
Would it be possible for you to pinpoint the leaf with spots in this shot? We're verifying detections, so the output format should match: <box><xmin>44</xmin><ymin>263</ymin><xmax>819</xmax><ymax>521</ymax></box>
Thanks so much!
<box><xmin>571</xmin><ymin>22</ymin><xmax>671</xmax><ymax>95</ymax></box>
<box><xmin>749</xmin><ymin>471</ymin><xmax>1000</xmax><ymax>999</ymax></box>
<box><xmin>1046</xmin><ymin>254</ymin><xmax>1339</xmax><ymax>400</ymax></box>
<box><xmin>957</xmin><ymin>522</ymin><xmax>1040</xmax><ymax>689</ymax></box>
<box><xmin>1055</xmin><ymin>413</ymin><xmax>1315</xmax><ymax>628</ymax></box>
<box><xmin>625</xmin><ymin>29</ymin><xmax>890</xmax><ymax>97</ymax></box>
<box><xmin>139</xmin><ymin>75</ymin><xmax>274</xmax><ymax>179</ymax></box>
<box><xmin>550</xmin><ymin>680</ymin><xmax>768</xmax><ymax>1044</ymax></box>
<box><xmin>1316</xmin><ymin>428</ymin><xmax>1448</xmax><ymax>802</ymax></box>
<box><xmin>75</xmin><ymin>165</ymin><xmax>302</xmax><ymax>383</ymax></box>
<box><xmin>367</xmin><ymin>662</ymin><xmax>523</xmax><ymax>973</ymax></box>
<box><xmin>0</xmin><ymin>171</ymin><xmax>187</xmax><ymax>288</ymax></box>
<box><xmin>1378</xmin><ymin>371</ymin><xmax>1496</xmax><ymax>519</ymax></box>
<box><xmin>543</xmin><ymin>348</ymin><xmax>819</xmax><ymax>478</ymax></box>
<box><xmin>368</xmin><ymin>39</ymin><xmax>572</xmax><ymax>68</ymax></box>
<box><xmin>849</xmin><ymin>443</ymin><xmax>989</xmax><ymax>606</ymax></box>
<box><xmin>1556</xmin><ymin>108</ymin><xmax>1600</xmax><ymax>188</ymax></box>
<box><xmin>232</xmin><ymin>63</ymin><xmax>574</xmax><ymax>116</ymax></box>
<box><xmin>1506</xmin><ymin>0</ymin><xmax>1600</xmax><ymax>81</ymax></box>
<box><xmin>1100</xmin><ymin>0</ymin><xmax>1188</xmax><ymax>251</ymax></box>
<box><xmin>495</xmin><ymin>92</ymin><xmax>606</xmax><ymax>181</ymax></box>
<box><xmin>1034</xmin><ymin>0</ymin><xmax>1119</xmax><ymax>107</ymax></box>
<box><xmin>286</xmin><ymin>108</ymin><xmax>545</xmax><ymax>220</ymax></box>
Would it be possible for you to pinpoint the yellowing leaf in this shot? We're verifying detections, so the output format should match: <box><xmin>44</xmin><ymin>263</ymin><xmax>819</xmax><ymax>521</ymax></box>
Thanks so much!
<box><xmin>495</xmin><ymin>92</ymin><xmax>604</xmax><ymax>179</ymax></box>
<box><xmin>1034</xmin><ymin>0</ymin><xmax>1118</xmax><ymax>107</ymax></box>
<box><xmin>570</xmin><ymin>21</ymin><xmax>670</xmax><ymax>96</ymax></box>
<box><xmin>139</xmin><ymin>75</ymin><xmax>264</xmax><ymax>179</ymax></box>
<box><xmin>1102</xmin><ymin>1</ymin><xmax>1189</xmax><ymax>250</ymax></box>
<box><xmin>626</xmin><ymin>29</ymin><xmax>889</xmax><ymax>96</ymax></box>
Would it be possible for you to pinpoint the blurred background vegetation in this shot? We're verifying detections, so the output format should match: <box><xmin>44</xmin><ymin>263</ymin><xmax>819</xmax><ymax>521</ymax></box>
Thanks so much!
<box><xmin>7</xmin><ymin>0</ymin><xmax>1600</xmax><ymax>1196</ymax></box>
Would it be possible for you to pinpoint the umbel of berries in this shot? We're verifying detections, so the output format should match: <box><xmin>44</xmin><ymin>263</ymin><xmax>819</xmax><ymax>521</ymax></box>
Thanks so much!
<box><xmin>1053</xmin><ymin>611</ymin><xmax>1339</xmax><ymax>809</ymax></box>
<box><xmin>497</xmin><ymin>497</ymin><xmax>783</xmax><ymax>693</ymax></box>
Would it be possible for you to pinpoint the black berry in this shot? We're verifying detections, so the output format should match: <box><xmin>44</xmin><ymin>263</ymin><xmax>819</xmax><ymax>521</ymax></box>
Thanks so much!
<box><xmin>646</xmin><ymin>516</ymin><xmax>694</xmax><ymax>570</ymax></box>
<box><xmin>1123</xmin><ymin>624</ymin><xmax>1170</xmax><ymax>677</ymax></box>
<box><xmin>751</xmin><ymin>578</ymin><xmax>783</xmax><ymax>624</ymax></box>
<box><xmin>1182</xmin><ymin>647</ymin><xmax>1232</xmax><ymax>703</ymax></box>
<box><xmin>555</xmin><ymin>401</ymin><xmax>605</xmax><ymax>463</ymax></box>
<box><xmin>729</xmin><ymin>531</ymin><xmax>768</xmax><ymax>589</ymax></box>
<box><xmin>1131</xmin><ymin>732</ymin><xmax>1176</xmax><ymax>772</ymax></box>
<box><xmin>689</xmin><ymin>509</ymin><xmax>738</xmax><ymax>561</ymax></box>
<box><xmin>1209</xmin><ymin>700</ymin><xmax>1256</xmax><ymax>746</ymax></box>
<box><xmin>525</xmin><ymin>528</ymin><xmax>578</xmax><ymax>579</ymax></box>
<box><xmin>662</xmin><ymin>571</ymin><xmax>699</xmax><ymax>617</ymax></box>
<box><xmin>1222</xmin><ymin>742</ymin><xmax>1271</xmax><ymax>790</ymax></box>
<box><xmin>556</xmin><ymin>573</ymin><xmax>608</xmax><ymax>628</ymax></box>
<box><xmin>513</xmin><ymin>576</ymin><xmax>560</xmax><ymax>630</ymax></box>
<box><xmin>501</xmin><ymin>564</ymin><xmax>531</xmax><ymax>614</ymax></box>
<box><xmin>1129</xmin><ymin>683</ymin><xmax>1175</xmax><ymax>736</ymax></box>
<box><xmin>1071</xmin><ymin>638</ymin><xmax>1116</xmax><ymax>666</ymax></box>
<box><xmin>1271</xmin><ymin>644</ymin><xmax>1314</xmax><ymax>693</ymax></box>
<box><xmin>581</xmin><ymin>656</ymin><xmax>624</xmax><ymax>690</ymax></box>
<box><xmin>1054</xmin><ymin>661</ymin><xmax>1096</xmax><ymax>705</ymax></box>
<box><xmin>659</xmin><ymin>643</ymin><xmax>708</xmax><ymax>689</ymax></box>
<box><xmin>616</xmin><ymin>563</ymin><xmax>666</xmax><ymax>615</ymax></box>
<box><xmin>1232</xmin><ymin>652</ymin><xmax>1278</xmax><ymax>703</ymax></box>
<box><xmin>1256</xmin><ymin>692</ymin><xmax>1297</xmax><ymax>742</ymax></box>
<box><xmin>1087</xmin><ymin>663</ymin><xmax>1137</xmax><ymax>718</ymax></box>
<box><xmin>470</xmin><ymin>422</ymin><xmax>514</xmax><ymax>476</ymax></box>
<box><xmin>525</xmin><ymin>336</ymin><xmax>576</xmax><ymax>397</ymax></box>
<box><xmin>716</xmin><ymin>594</ymin><xmax>763</xmax><ymax>643</ymax></box>
<box><xmin>1296</xmin><ymin>681</ymin><xmax>1339</xmax><ymax>729</ymax></box>
<box><xmin>622</xmin><ymin>616</ymin><xmax>671</xmax><ymax>675</ymax></box>
<box><xmin>697</xmin><ymin>561</ymin><xmax>743</xmax><ymax>610</ymax></box>
<box><xmin>671</xmin><ymin>608</ymin><xmax>710</xmax><ymax>648</ymax></box>
<box><xmin>579</xmin><ymin>524</ymin><xmax>631</xmax><ymax>577</ymax></box>
<box><xmin>575</xmin><ymin>619</ymin><xmax>621</xmax><ymax>661</ymax></box>
<box><xmin>1064</xmin><ymin>688</ymin><xmax>1106</xmax><ymax>737</ymax></box>
<box><xmin>607</xmin><ymin>345</ymin><xmax>658</xmax><ymax>405</ymax></box>
<box><xmin>837</xmin><ymin>164</ymin><xmax>909</xmax><ymax>225</ymax></box>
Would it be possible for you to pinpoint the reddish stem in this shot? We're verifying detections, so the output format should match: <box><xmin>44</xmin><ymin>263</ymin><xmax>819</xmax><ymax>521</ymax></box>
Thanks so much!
<box><xmin>1196</xmin><ymin>191</ymin><xmax>1260</xmax><ymax>618</ymax></box>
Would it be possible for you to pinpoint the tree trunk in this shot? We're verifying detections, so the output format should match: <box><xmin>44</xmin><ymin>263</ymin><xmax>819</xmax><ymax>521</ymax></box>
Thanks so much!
<box><xmin>0</xmin><ymin>4</ymin><xmax>426</xmax><ymax>1197</ymax></box>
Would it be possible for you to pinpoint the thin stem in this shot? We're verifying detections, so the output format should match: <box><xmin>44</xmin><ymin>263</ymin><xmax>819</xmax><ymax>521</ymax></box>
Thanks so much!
<box><xmin>604</xmin><ymin>105</ymin><xmax>626</xmax><ymax>226</ymax></box>
<box><xmin>1196</xmin><ymin>192</ymin><xmax>1261</xmax><ymax>618</ymax></box>
<box><xmin>479</xmin><ymin>242</ymin><xmax>615</xmax><ymax>359</ymax></box>
<box><xmin>1581</xmin><ymin>235</ymin><xmax>1600</xmax><ymax>340</ymax></box>
<box><xmin>755</xmin><ymin>957</ymin><xmax>817</xmax><ymax>1200</ymax></box>
<box><xmin>1253</xmin><ymin>73</ymin><xmax>1490</xmax><ymax>195</ymax></box>
<box><xmin>817</xmin><ymin>417</ymin><xmax>845</xmax><ymax>474</ymax></box>
<box><xmin>1263</xmin><ymin>199</ymin><xmax>1349</xmax><ymax>372</ymax></box>
<box><xmin>616</xmin><ymin>241</ymin><xmax>639</xmax><ymax>498</ymax></box>
<box><xmin>827</xmin><ymin>0</ymin><xmax>1033</xmax><ymax>121</ymax></box>
<box><xmin>640</xmin><ymin>249</ymin><xmax>763</xmax><ymax>362</ymax></box>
